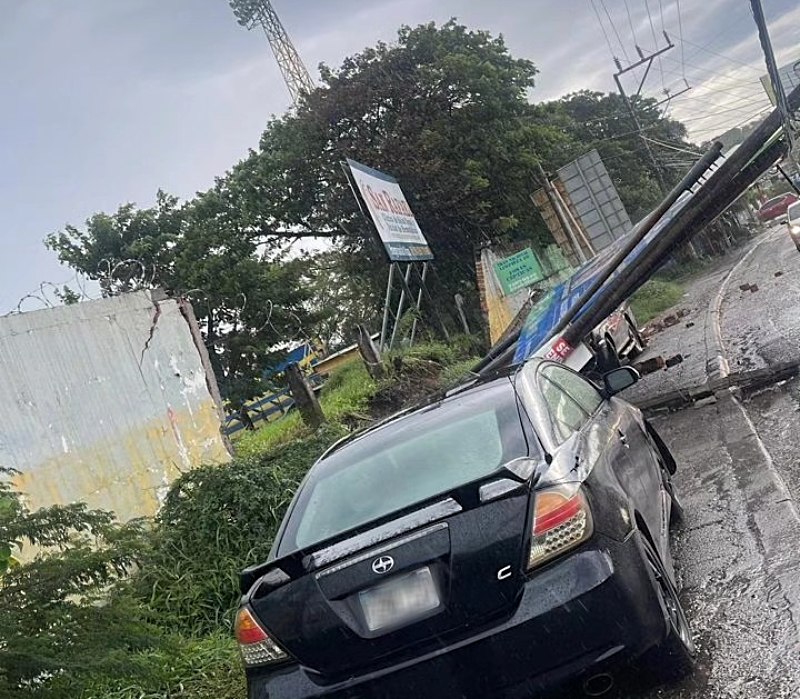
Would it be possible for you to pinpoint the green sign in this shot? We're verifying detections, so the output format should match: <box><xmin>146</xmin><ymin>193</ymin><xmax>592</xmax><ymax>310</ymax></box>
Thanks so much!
<box><xmin>493</xmin><ymin>248</ymin><xmax>544</xmax><ymax>296</ymax></box>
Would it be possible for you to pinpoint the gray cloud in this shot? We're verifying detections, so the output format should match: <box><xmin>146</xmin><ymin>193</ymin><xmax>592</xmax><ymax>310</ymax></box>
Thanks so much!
<box><xmin>1</xmin><ymin>0</ymin><xmax>798</xmax><ymax>310</ymax></box>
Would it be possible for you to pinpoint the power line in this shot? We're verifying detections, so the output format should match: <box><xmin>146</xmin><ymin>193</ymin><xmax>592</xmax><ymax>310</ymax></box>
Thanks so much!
<box><xmin>623</xmin><ymin>0</ymin><xmax>640</xmax><ymax>48</ymax></box>
<box><xmin>645</xmin><ymin>0</ymin><xmax>666</xmax><ymax>92</ymax></box>
<box><xmin>675</xmin><ymin>0</ymin><xmax>687</xmax><ymax>81</ymax></box>
<box><xmin>689</xmin><ymin>107</ymin><xmax>771</xmax><ymax>138</ymax></box>
<box><xmin>589</xmin><ymin>0</ymin><xmax>618</xmax><ymax>62</ymax></box>
<box><xmin>676</xmin><ymin>100</ymin><xmax>772</xmax><ymax>123</ymax></box>
<box><xmin>599</xmin><ymin>0</ymin><xmax>631</xmax><ymax>63</ymax></box>
<box><xmin>673</xmin><ymin>36</ymin><xmax>764</xmax><ymax>73</ymax></box>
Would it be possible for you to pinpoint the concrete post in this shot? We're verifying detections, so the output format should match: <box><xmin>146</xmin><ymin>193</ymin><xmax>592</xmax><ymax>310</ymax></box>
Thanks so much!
<box><xmin>286</xmin><ymin>363</ymin><xmax>325</xmax><ymax>428</ymax></box>
<box><xmin>356</xmin><ymin>325</ymin><xmax>385</xmax><ymax>380</ymax></box>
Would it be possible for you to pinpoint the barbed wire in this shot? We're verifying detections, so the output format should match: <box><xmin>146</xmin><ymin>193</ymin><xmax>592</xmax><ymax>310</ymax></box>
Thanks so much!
<box><xmin>3</xmin><ymin>273</ymin><xmax>100</xmax><ymax>317</ymax></box>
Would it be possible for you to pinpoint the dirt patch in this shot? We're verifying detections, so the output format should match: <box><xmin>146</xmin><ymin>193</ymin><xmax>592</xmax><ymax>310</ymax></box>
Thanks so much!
<box><xmin>368</xmin><ymin>358</ymin><xmax>446</xmax><ymax>420</ymax></box>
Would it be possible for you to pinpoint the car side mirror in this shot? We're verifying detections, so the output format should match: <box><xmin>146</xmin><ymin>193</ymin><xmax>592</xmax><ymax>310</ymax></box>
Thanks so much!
<box><xmin>603</xmin><ymin>366</ymin><xmax>640</xmax><ymax>396</ymax></box>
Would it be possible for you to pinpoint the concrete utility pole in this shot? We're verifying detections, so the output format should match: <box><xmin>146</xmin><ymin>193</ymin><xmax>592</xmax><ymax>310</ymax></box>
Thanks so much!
<box><xmin>750</xmin><ymin>0</ymin><xmax>800</xmax><ymax>174</ymax></box>
<box><xmin>286</xmin><ymin>363</ymin><xmax>325</xmax><ymax>428</ymax></box>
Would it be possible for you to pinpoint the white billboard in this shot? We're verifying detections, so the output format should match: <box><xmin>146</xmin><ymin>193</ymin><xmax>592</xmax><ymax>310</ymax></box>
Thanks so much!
<box><xmin>346</xmin><ymin>159</ymin><xmax>433</xmax><ymax>262</ymax></box>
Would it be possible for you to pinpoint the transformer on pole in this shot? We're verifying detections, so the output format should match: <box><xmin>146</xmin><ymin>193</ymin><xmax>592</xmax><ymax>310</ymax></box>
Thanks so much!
<box><xmin>229</xmin><ymin>0</ymin><xmax>315</xmax><ymax>106</ymax></box>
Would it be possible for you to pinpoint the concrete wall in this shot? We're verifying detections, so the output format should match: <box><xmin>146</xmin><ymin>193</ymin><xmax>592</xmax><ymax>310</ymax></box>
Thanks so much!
<box><xmin>0</xmin><ymin>291</ymin><xmax>231</xmax><ymax>522</ymax></box>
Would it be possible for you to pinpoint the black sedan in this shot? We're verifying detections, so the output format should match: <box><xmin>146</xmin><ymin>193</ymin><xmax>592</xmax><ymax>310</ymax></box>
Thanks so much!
<box><xmin>235</xmin><ymin>360</ymin><xmax>694</xmax><ymax>698</ymax></box>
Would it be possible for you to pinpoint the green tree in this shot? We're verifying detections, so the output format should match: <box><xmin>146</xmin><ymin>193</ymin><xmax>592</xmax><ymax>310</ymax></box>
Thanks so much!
<box><xmin>225</xmin><ymin>21</ymin><xmax>573</xmax><ymax>328</ymax></box>
<box><xmin>535</xmin><ymin>90</ymin><xmax>692</xmax><ymax>220</ymax></box>
<box><xmin>45</xmin><ymin>191</ymin><xmax>314</xmax><ymax>404</ymax></box>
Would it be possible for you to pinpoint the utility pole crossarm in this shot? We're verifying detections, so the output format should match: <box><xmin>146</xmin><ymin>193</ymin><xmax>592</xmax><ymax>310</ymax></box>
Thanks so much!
<box><xmin>612</xmin><ymin>41</ymin><xmax>677</xmax><ymax>196</ymax></box>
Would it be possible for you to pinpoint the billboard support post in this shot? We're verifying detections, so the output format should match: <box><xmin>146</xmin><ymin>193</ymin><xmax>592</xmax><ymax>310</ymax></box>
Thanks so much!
<box><xmin>409</xmin><ymin>262</ymin><xmax>429</xmax><ymax>344</ymax></box>
<box><xmin>379</xmin><ymin>263</ymin><xmax>396</xmax><ymax>351</ymax></box>
<box><xmin>390</xmin><ymin>264</ymin><xmax>413</xmax><ymax>349</ymax></box>
<box><xmin>411</xmin><ymin>262</ymin><xmax>449</xmax><ymax>342</ymax></box>
<box><xmin>343</xmin><ymin>159</ymin><xmax>439</xmax><ymax>350</ymax></box>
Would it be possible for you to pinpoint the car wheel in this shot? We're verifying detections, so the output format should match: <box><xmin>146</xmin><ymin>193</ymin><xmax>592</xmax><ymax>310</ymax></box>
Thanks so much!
<box><xmin>662</xmin><ymin>467</ymin><xmax>685</xmax><ymax>527</ymax></box>
<box><xmin>639</xmin><ymin>535</ymin><xmax>696</xmax><ymax>681</ymax></box>
<box><xmin>625</xmin><ymin>316</ymin><xmax>646</xmax><ymax>358</ymax></box>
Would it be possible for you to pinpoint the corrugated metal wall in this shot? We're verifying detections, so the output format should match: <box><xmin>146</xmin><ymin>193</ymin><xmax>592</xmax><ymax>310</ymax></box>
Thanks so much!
<box><xmin>0</xmin><ymin>291</ymin><xmax>231</xmax><ymax>523</ymax></box>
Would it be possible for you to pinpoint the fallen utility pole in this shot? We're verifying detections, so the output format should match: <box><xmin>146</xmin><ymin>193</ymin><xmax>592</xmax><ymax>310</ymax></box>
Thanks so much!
<box><xmin>476</xmin><ymin>82</ymin><xmax>800</xmax><ymax>375</ymax></box>
<box><xmin>474</xmin><ymin>141</ymin><xmax>723</xmax><ymax>375</ymax></box>
<box><xmin>559</xmin><ymin>84</ymin><xmax>800</xmax><ymax>345</ymax></box>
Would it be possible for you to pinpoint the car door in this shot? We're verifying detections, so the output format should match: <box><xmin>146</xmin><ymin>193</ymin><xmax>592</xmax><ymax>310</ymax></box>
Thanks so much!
<box><xmin>536</xmin><ymin>364</ymin><xmax>666</xmax><ymax>553</ymax></box>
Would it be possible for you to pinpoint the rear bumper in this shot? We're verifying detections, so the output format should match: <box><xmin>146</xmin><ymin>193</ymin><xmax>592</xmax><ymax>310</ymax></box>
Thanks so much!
<box><xmin>247</xmin><ymin>533</ymin><xmax>667</xmax><ymax>699</ymax></box>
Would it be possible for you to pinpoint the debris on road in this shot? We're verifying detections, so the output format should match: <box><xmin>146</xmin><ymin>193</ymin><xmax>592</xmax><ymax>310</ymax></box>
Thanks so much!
<box><xmin>634</xmin><ymin>356</ymin><xmax>666</xmax><ymax>375</ymax></box>
<box><xmin>665</xmin><ymin>353</ymin><xmax>684</xmax><ymax>368</ymax></box>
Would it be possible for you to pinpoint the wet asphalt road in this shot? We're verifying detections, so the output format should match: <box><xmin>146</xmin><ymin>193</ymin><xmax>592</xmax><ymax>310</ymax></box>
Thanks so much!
<box><xmin>617</xmin><ymin>223</ymin><xmax>800</xmax><ymax>698</ymax></box>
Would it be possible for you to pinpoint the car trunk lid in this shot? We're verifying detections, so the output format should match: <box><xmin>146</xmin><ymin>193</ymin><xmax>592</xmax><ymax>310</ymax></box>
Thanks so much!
<box><xmin>247</xmin><ymin>482</ymin><xmax>531</xmax><ymax>677</ymax></box>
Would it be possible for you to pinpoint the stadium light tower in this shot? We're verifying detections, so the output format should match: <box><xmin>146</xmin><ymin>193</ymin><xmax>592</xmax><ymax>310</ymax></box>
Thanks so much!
<box><xmin>229</xmin><ymin>0</ymin><xmax>315</xmax><ymax>106</ymax></box>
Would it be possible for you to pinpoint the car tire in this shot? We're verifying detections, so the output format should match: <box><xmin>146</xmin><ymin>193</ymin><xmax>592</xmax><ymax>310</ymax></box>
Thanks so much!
<box><xmin>639</xmin><ymin>534</ymin><xmax>696</xmax><ymax>682</ymax></box>
<box><xmin>625</xmin><ymin>316</ymin><xmax>646</xmax><ymax>358</ymax></box>
<box><xmin>795</xmin><ymin>242</ymin><xmax>800</xmax><ymax>253</ymax></box>
<box><xmin>662</xmin><ymin>467</ymin><xmax>685</xmax><ymax>527</ymax></box>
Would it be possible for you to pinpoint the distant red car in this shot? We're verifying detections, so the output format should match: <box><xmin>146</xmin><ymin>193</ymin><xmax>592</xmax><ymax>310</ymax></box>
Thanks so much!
<box><xmin>757</xmin><ymin>192</ymin><xmax>800</xmax><ymax>222</ymax></box>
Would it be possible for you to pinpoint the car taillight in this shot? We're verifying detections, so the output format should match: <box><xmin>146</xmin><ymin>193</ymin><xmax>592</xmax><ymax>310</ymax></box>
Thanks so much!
<box><xmin>527</xmin><ymin>486</ymin><xmax>593</xmax><ymax>570</ymax></box>
<box><xmin>235</xmin><ymin>607</ymin><xmax>289</xmax><ymax>667</ymax></box>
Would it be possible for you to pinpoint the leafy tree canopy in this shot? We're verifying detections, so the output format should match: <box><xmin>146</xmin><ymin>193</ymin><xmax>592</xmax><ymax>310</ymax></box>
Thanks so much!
<box><xmin>46</xmin><ymin>22</ymin><xmax>694</xmax><ymax>386</ymax></box>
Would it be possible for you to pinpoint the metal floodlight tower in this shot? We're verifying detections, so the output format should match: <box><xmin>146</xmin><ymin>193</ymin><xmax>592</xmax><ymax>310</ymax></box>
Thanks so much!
<box><xmin>229</xmin><ymin>0</ymin><xmax>315</xmax><ymax>106</ymax></box>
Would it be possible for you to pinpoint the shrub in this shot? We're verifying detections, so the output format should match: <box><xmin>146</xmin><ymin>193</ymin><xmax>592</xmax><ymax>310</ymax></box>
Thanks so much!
<box><xmin>135</xmin><ymin>423</ymin><xmax>347</xmax><ymax>636</ymax></box>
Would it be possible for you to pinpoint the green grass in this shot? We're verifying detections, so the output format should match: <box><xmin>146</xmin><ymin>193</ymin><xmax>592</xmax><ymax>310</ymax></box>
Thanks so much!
<box><xmin>235</xmin><ymin>337</ymin><xmax>482</xmax><ymax>460</ymax></box>
<box><xmin>629</xmin><ymin>279</ymin><xmax>685</xmax><ymax>324</ymax></box>
<box><xmin>234</xmin><ymin>359</ymin><xmax>376</xmax><ymax>459</ymax></box>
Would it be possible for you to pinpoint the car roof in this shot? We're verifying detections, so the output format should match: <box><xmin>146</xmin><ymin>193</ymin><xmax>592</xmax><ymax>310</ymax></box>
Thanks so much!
<box><xmin>762</xmin><ymin>193</ymin><xmax>793</xmax><ymax>207</ymax></box>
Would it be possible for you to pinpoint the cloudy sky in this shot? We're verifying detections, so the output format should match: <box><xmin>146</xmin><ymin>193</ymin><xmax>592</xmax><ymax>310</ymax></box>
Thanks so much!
<box><xmin>1</xmin><ymin>0</ymin><xmax>798</xmax><ymax>311</ymax></box>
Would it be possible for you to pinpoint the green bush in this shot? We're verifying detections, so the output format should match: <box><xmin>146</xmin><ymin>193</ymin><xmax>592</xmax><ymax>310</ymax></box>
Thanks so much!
<box><xmin>77</xmin><ymin>634</ymin><xmax>245</xmax><ymax>699</ymax></box>
<box><xmin>135</xmin><ymin>423</ymin><xmax>347</xmax><ymax>636</ymax></box>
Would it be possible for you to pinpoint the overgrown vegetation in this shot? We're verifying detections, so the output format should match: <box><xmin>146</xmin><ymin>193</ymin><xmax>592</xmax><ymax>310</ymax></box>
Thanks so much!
<box><xmin>630</xmin><ymin>279</ymin><xmax>685</xmax><ymax>324</ymax></box>
<box><xmin>2</xmin><ymin>336</ymin><xmax>479</xmax><ymax>698</ymax></box>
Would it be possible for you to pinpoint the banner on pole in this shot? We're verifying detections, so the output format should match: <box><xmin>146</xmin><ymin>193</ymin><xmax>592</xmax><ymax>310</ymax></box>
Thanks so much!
<box><xmin>346</xmin><ymin>159</ymin><xmax>434</xmax><ymax>262</ymax></box>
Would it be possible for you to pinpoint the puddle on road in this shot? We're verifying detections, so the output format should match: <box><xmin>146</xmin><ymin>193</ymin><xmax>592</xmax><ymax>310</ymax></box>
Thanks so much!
<box><xmin>632</xmin><ymin>403</ymin><xmax>800</xmax><ymax>699</ymax></box>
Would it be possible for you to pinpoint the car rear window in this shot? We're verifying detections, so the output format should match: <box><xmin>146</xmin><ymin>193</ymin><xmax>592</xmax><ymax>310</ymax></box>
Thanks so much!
<box><xmin>278</xmin><ymin>380</ymin><xmax>533</xmax><ymax>553</ymax></box>
<box><xmin>788</xmin><ymin>201</ymin><xmax>800</xmax><ymax>222</ymax></box>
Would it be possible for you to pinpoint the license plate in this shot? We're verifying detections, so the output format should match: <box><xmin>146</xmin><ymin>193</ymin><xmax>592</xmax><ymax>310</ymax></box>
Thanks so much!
<box><xmin>359</xmin><ymin>567</ymin><xmax>440</xmax><ymax>632</ymax></box>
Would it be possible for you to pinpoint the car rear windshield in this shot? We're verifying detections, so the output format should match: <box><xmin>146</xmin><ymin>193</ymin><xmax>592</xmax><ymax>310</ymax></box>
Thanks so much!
<box><xmin>788</xmin><ymin>201</ymin><xmax>800</xmax><ymax>222</ymax></box>
<box><xmin>278</xmin><ymin>379</ymin><xmax>533</xmax><ymax>554</ymax></box>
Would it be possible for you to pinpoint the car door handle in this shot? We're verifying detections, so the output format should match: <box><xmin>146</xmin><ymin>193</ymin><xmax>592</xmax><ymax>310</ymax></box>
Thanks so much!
<box><xmin>618</xmin><ymin>430</ymin><xmax>629</xmax><ymax>448</ymax></box>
